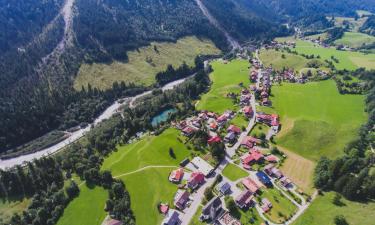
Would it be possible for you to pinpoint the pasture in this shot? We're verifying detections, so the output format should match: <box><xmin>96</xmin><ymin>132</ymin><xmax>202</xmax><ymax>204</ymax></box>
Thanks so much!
<box><xmin>57</xmin><ymin>185</ymin><xmax>108</xmax><ymax>225</ymax></box>
<box><xmin>334</xmin><ymin>32</ymin><xmax>375</xmax><ymax>49</ymax></box>
<box><xmin>259</xmin><ymin>49</ymin><xmax>310</xmax><ymax>71</ymax></box>
<box><xmin>222</xmin><ymin>163</ymin><xmax>248</xmax><ymax>181</ymax></box>
<box><xmin>196</xmin><ymin>59</ymin><xmax>251</xmax><ymax>113</ymax></box>
<box><xmin>272</xmin><ymin>80</ymin><xmax>366</xmax><ymax>161</ymax></box>
<box><xmin>74</xmin><ymin>36</ymin><xmax>221</xmax><ymax>90</ymax></box>
<box><xmin>293</xmin><ymin>192</ymin><xmax>375</xmax><ymax>225</ymax></box>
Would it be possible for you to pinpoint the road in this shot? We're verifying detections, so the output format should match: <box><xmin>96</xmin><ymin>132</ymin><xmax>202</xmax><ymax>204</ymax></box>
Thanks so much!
<box><xmin>0</xmin><ymin>75</ymin><xmax>195</xmax><ymax>170</ymax></box>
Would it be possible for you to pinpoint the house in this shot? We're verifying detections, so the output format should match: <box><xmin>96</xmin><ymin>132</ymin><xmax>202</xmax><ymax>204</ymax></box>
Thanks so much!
<box><xmin>198</xmin><ymin>112</ymin><xmax>209</xmax><ymax>120</ymax></box>
<box><xmin>235</xmin><ymin>190</ymin><xmax>254</xmax><ymax>209</ymax></box>
<box><xmin>241</xmin><ymin>150</ymin><xmax>264</xmax><ymax>165</ymax></box>
<box><xmin>208</xmin><ymin>136</ymin><xmax>222</xmax><ymax>145</ymax></box>
<box><xmin>264</xmin><ymin>164</ymin><xmax>275</xmax><ymax>175</ymax></box>
<box><xmin>256</xmin><ymin>114</ymin><xmax>279</xmax><ymax>128</ymax></box>
<box><xmin>105</xmin><ymin>219</ymin><xmax>122</xmax><ymax>225</ymax></box>
<box><xmin>207</xmin><ymin>112</ymin><xmax>217</xmax><ymax>118</ymax></box>
<box><xmin>188</xmin><ymin>172</ymin><xmax>205</xmax><ymax>190</ymax></box>
<box><xmin>182</xmin><ymin>126</ymin><xmax>196</xmax><ymax>137</ymax></box>
<box><xmin>217</xmin><ymin>114</ymin><xmax>228</xmax><ymax>123</ymax></box>
<box><xmin>280</xmin><ymin>177</ymin><xmax>292</xmax><ymax>188</ymax></box>
<box><xmin>240</xmin><ymin>94</ymin><xmax>251</xmax><ymax>105</ymax></box>
<box><xmin>192</xmin><ymin>119</ymin><xmax>202</xmax><ymax>128</ymax></box>
<box><xmin>256</xmin><ymin>171</ymin><xmax>272</xmax><ymax>187</ymax></box>
<box><xmin>217</xmin><ymin>212</ymin><xmax>241</xmax><ymax>225</ymax></box>
<box><xmin>224</xmin><ymin>132</ymin><xmax>237</xmax><ymax>144</ymax></box>
<box><xmin>209</xmin><ymin>122</ymin><xmax>218</xmax><ymax>131</ymax></box>
<box><xmin>174</xmin><ymin>190</ymin><xmax>190</xmax><ymax>210</ymax></box>
<box><xmin>217</xmin><ymin>182</ymin><xmax>231</xmax><ymax>195</ymax></box>
<box><xmin>190</xmin><ymin>157</ymin><xmax>214</xmax><ymax>177</ymax></box>
<box><xmin>227</xmin><ymin>125</ymin><xmax>241</xmax><ymax>134</ymax></box>
<box><xmin>261</xmin><ymin>91</ymin><xmax>268</xmax><ymax>98</ymax></box>
<box><xmin>261</xmin><ymin>198</ymin><xmax>272</xmax><ymax>212</ymax></box>
<box><xmin>243</xmin><ymin>106</ymin><xmax>253</xmax><ymax>117</ymax></box>
<box><xmin>162</xmin><ymin>209</ymin><xmax>181</xmax><ymax>225</ymax></box>
<box><xmin>241</xmin><ymin>177</ymin><xmax>259</xmax><ymax>193</ymax></box>
<box><xmin>169</xmin><ymin>168</ymin><xmax>184</xmax><ymax>183</ymax></box>
<box><xmin>265</xmin><ymin>155</ymin><xmax>279</xmax><ymax>163</ymax></box>
<box><xmin>176</xmin><ymin>121</ymin><xmax>187</xmax><ymax>130</ymax></box>
<box><xmin>270</xmin><ymin>167</ymin><xmax>283</xmax><ymax>179</ymax></box>
<box><xmin>200</xmin><ymin>197</ymin><xmax>223</xmax><ymax>222</ymax></box>
<box><xmin>241</xmin><ymin>136</ymin><xmax>261</xmax><ymax>149</ymax></box>
<box><xmin>261</xmin><ymin>98</ymin><xmax>271</xmax><ymax>106</ymax></box>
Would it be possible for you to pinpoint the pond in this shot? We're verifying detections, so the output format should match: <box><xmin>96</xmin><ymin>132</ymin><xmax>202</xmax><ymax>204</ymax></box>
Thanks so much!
<box><xmin>151</xmin><ymin>108</ymin><xmax>177</xmax><ymax>127</ymax></box>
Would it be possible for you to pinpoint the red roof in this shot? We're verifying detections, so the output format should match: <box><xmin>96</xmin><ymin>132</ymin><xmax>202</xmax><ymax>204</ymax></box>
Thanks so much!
<box><xmin>169</xmin><ymin>168</ymin><xmax>184</xmax><ymax>181</ymax></box>
<box><xmin>241</xmin><ymin>150</ymin><xmax>264</xmax><ymax>165</ymax></box>
<box><xmin>217</xmin><ymin>114</ymin><xmax>228</xmax><ymax>122</ymax></box>
<box><xmin>159</xmin><ymin>204</ymin><xmax>169</xmax><ymax>214</ymax></box>
<box><xmin>265</xmin><ymin>155</ymin><xmax>279</xmax><ymax>162</ymax></box>
<box><xmin>182</xmin><ymin>126</ymin><xmax>195</xmax><ymax>134</ymax></box>
<box><xmin>227</xmin><ymin>125</ymin><xmax>241</xmax><ymax>134</ymax></box>
<box><xmin>106</xmin><ymin>219</ymin><xmax>122</xmax><ymax>225</ymax></box>
<box><xmin>208</xmin><ymin>136</ymin><xmax>222</xmax><ymax>144</ymax></box>
<box><xmin>188</xmin><ymin>172</ymin><xmax>205</xmax><ymax>187</ymax></box>
<box><xmin>243</xmin><ymin>106</ymin><xmax>253</xmax><ymax>114</ymax></box>
<box><xmin>241</xmin><ymin>136</ymin><xmax>261</xmax><ymax>148</ymax></box>
<box><xmin>242</xmin><ymin>178</ymin><xmax>259</xmax><ymax>193</ymax></box>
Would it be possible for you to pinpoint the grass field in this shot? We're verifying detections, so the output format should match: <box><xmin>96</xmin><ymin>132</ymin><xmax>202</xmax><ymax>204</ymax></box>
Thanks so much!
<box><xmin>293</xmin><ymin>192</ymin><xmax>375</xmax><ymax>225</ymax></box>
<box><xmin>74</xmin><ymin>36</ymin><xmax>221</xmax><ymax>90</ymax></box>
<box><xmin>293</xmin><ymin>40</ymin><xmax>375</xmax><ymax>70</ymax></box>
<box><xmin>0</xmin><ymin>197</ymin><xmax>30</xmax><ymax>224</ymax></box>
<box><xmin>334</xmin><ymin>32</ymin><xmax>375</xmax><ymax>49</ymax></box>
<box><xmin>57</xmin><ymin>185</ymin><xmax>108</xmax><ymax>225</ymax></box>
<box><xmin>261</xmin><ymin>187</ymin><xmax>297</xmax><ymax>223</ymax></box>
<box><xmin>332</xmin><ymin>16</ymin><xmax>368</xmax><ymax>32</ymax></box>
<box><xmin>196</xmin><ymin>59</ymin><xmax>250</xmax><ymax>113</ymax></box>
<box><xmin>222</xmin><ymin>163</ymin><xmax>248</xmax><ymax>181</ymax></box>
<box><xmin>259</xmin><ymin>49</ymin><xmax>310</xmax><ymax>71</ymax></box>
<box><xmin>101</xmin><ymin>128</ymin><xmax>191</xmax><ymax>225</ymax></box>
<box><xmin>231</xmin><ymin>114</ymin><xmax>249</xmax><ymax>128</ymax></box>
<box><xmin>250</xmin><ymin>123</ymin><xmax>269</xmax><ymax>138</ymax></box>
<box><xmin>272</xmin><ymin>80</ymin><xmax>366</xmax><ymax>161</ymax></box>
<box><xmin>278</xmin><ymin>146</ymin><xmax>315</xmax><ymax>194</ymax></box>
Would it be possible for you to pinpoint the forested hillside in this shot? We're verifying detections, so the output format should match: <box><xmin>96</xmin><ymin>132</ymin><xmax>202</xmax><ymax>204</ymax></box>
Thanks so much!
<box><xmin>360</xmin><ymin>16</ymin><xmax>375</xmax><ymax>36</ymax></box>
<box><xmin>0</xmin><ymin>0</ymin><xmax>286</xmax><ymax>153</ymax></box>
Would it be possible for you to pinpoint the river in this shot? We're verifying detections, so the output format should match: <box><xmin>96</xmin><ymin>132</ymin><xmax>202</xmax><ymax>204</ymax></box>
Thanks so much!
<box><xmin>0</xmin><ymin>75</ymin><xmax>195</xmax><ymax>170</ymax></box>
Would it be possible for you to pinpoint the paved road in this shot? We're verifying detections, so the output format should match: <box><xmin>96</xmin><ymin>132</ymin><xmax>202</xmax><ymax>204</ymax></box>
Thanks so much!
<box><xmin>0</xmin><ymin>75</ymin><xmax>195</xmax><ymax>170</ymax></box>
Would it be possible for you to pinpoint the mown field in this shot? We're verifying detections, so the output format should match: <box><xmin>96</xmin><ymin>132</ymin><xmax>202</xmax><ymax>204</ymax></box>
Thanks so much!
<box><xmin>293</xmin><ymin>192</ymin><xmax>375</xmax><ymax>225</ymax></box>
<box><xmin>331</xmin><ymin>16</ymin><xmax>368</xmax><ymax>32</ymax></box>
<box><xmin>272</xmin><ymin>80</ymin><xmax>366</xmax><ymax>161</ymax></box>
<box><xmin>74</xmin><ymin>36</ymin><xmax>221</xmax><ymax>90</ymax></box>
<box><xmin>334</xmin><ymin>32</ymin><xmax>375</xmax><ymax>49</ymax></box>
<box><xmin>222</xmin><ymin>163</ymin><xmax>248</xmax><ymax>181</ymax></box>
<box><xmin>196</xmin><ymin>59</ymin><xmax>250</xmax><ymax>113</ymax></box>
<box><xmin>57</xmin><ymin>185</ymin><xmax>108</xmax><ymax>225</ymax></box>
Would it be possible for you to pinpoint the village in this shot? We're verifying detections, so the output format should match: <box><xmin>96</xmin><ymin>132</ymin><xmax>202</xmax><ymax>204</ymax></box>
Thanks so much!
<box><xmin>155</xmin><ymin>54</ymin><xmax>313</xmax><ymax>225</ymax></box>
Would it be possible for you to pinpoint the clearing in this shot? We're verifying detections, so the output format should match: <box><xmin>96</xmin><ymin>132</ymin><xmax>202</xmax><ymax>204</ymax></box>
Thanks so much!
<box><xmin>222</xmin><ymin>163</ymin><xmax>248</xmax><ymax>181</ymax></box>
<box><xmin>74</xmin><ymin>36</ymin><xmax>221</xmax><ymax>90</ymax></box>
<box><xmin>272</xmin><ymin>80</ymin><xmax>366</xmax><ymax>161</ymax></box>
<box><xmin>293</xmin><ymin>192</ymin><xmax>375</xmax><ymax>225</ymax></box>
<box><xmin>0</xmin><ymin>197</ymin><xmax>30</xmax><ymax>224</ymax></box>
<box><xmin>196</xmin><ymin>59</ymin><xmax>251</xmax><ymax>113</ymax></box>
<box><xmin>334</xmin><ymin>32</ymin><xmax>375</xmax><ymax>49</ymax></box>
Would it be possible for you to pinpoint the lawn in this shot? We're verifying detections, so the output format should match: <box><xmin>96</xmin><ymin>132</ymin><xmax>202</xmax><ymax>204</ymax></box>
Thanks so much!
<box><xmin>272</xmin><ymin>80</ymin><xmax>367</xmax><ymax>161</ymax></box>
<box><xmin>189</xmin><ymin>205</ymin><xmax>205</xmax><ymax>225</ymax></box>
<box><xmin>261</xmin><ymin>187</ymin><xmax>298</xmax><ymax>223</ymax></box>
<box><xmin>334</xmin><ymin>32</ymin><xmax>375</xmax><ymax>49</ymax></box>
<box><xmin>293</xmin><ymin>39</ymin><xmax>375</xmax><ymax>70</ymax></box>
<box><xmin>250</xmin><ymin>123</ymin><xmax>269</xmax><ymax>138</ymax></box>
<box><xmin>102</xmin><ymin>128</ymin><xmax>191</xmax><ymax>175</ymax></box>
<box><xmin>222</xmin><ymin>163</ymin><xmax>249</xmax><ymax>181</ymax></box>
<box><xmin>57</xmin><ymin>185</ymin><xmax>108</xmax><ymax>225</ymax></box>
<box><xmin>74</xmin><ymin>36</ymin><xmax>221</xmax><ymax>90</ymax></box>
<box><xmin>196</xmin><ymin>59</ymin><xmax>251</xmax><ymax>113</ymax></box>
<box><xmin>293</xmin><ymin>192</ymin><xmax>375</xmax><ymax>225</ymax></box>
<box><xmin>259</xmin><ymin>49</ymin><xmax>311</xmax><ymax>71</ymax></box>
<box><xmin>231</xmin><ymin>114</ymin><xmax>249</xmax><ymax>128</ymax></box>
<box><xmin>0</xmin><ymin>197</ymin><xmax>30</xmax><ymax>224</ymax></box>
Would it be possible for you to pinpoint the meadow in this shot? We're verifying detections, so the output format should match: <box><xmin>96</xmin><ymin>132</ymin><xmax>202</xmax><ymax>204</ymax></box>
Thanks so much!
<box><xmin>334</xmin><ymin>32</ymin><xmax>375</xmax><ymax>49</ymax></box>
<box><xmin>260</xmin><ymin>49</ymin><xmax>312</xmax><ymax>71</ymax></box>
<box><xmin>272</xmin><ymin>80</ymin><xmax>366</xmax><ymax>161</ymax></box>
<box><xmin>293</xmin><ymin>192</ymin><xmax>375</xmax><ymax>225</ymax></box>
<box><xmin>0</xmin><ymin>197</ymin><xmax>30</xmax><ymax>224</ymax></box>
<box><xmin>293</xmin><ymin>40</ymin><xmax>375</xmax><ymax>70</ymax></box>
<box><xmin>196</xmin><ymin>59</ymin><xmax>251</xmax><ymax>113</ymax></box>
<box><xmin>74</xmin><ymin>36</ymin><xmax>221</xmax><ymax>90</ymax></box>
<box><xmin>222</xmin><ymin>163</ymin><xmax>248</xmax><ymax>181</ymax></box>
<box><xmin>57</xmin><ymin>185</ymin><xmax>108</xmax><ymax>225</ymax></box>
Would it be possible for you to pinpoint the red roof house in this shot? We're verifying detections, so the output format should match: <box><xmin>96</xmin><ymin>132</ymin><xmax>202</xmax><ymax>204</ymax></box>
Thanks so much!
<box><xmin>106</xmin><ymin>219</ymin><xmax>122</xmax><ymax>225</ymax></box>
<box><xmin>227</xmin><ymin>125</ymin><xmax>241</xmax><ymax>134</ymax></box>
<box><xmin>182</xmin><ymin>126</ymin><xmax>196</xmax><ymax>136</ymax></box>
<box><xmin>217</xmin><ymin>114</ymin><xmax>228</xmax><ymax>123</ymax></box>
<box><xmin>208</xmin><ymin>136</ymin><xmax>222</xmax><ymax>144</ymax></box>
<box><xmin>265</xmin><ymin>155</ymin><xmax>279</xmax><ymax>163</ymax></box>
<box><xmin>188</xmin><ymin>172</ymin><xmax>205</xmax><ymax>190</ymax></box>
<box><xmin>241</xmin><ymin>150</ymin><xmax>264</xmax><ymax>165</ymax></box>
<box><xmin>242</xmin><ymin>178</ymin><xmax>260</xmax><ymax>193</ymax></box>
<box><xmin>243</xmin><ymin>106</ymin><xmax>253</xmax><ymax>117</ymax></box>
<box><xmin>235</xmin><ymin>190</ymin><xmax>254</xmax><ymax>209</ymax></box>
<box><xmin>174</xmin><ymin>190</ymin><xmax>190</xmax><ymax>210</ymax></box>
<box><xmin>241</xmin><ymin>136</ymin><xmax>261</xmax><ymax>149</ymax></box>
<box><xmin>159</xmin><ymin>204</ymin><xmax>169</xmax><ymax>214</ymax></box>
<box><xmin>169</xmin><ymin>168</ymin><xmax>184</xmax><ymax>183</ymax></box>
